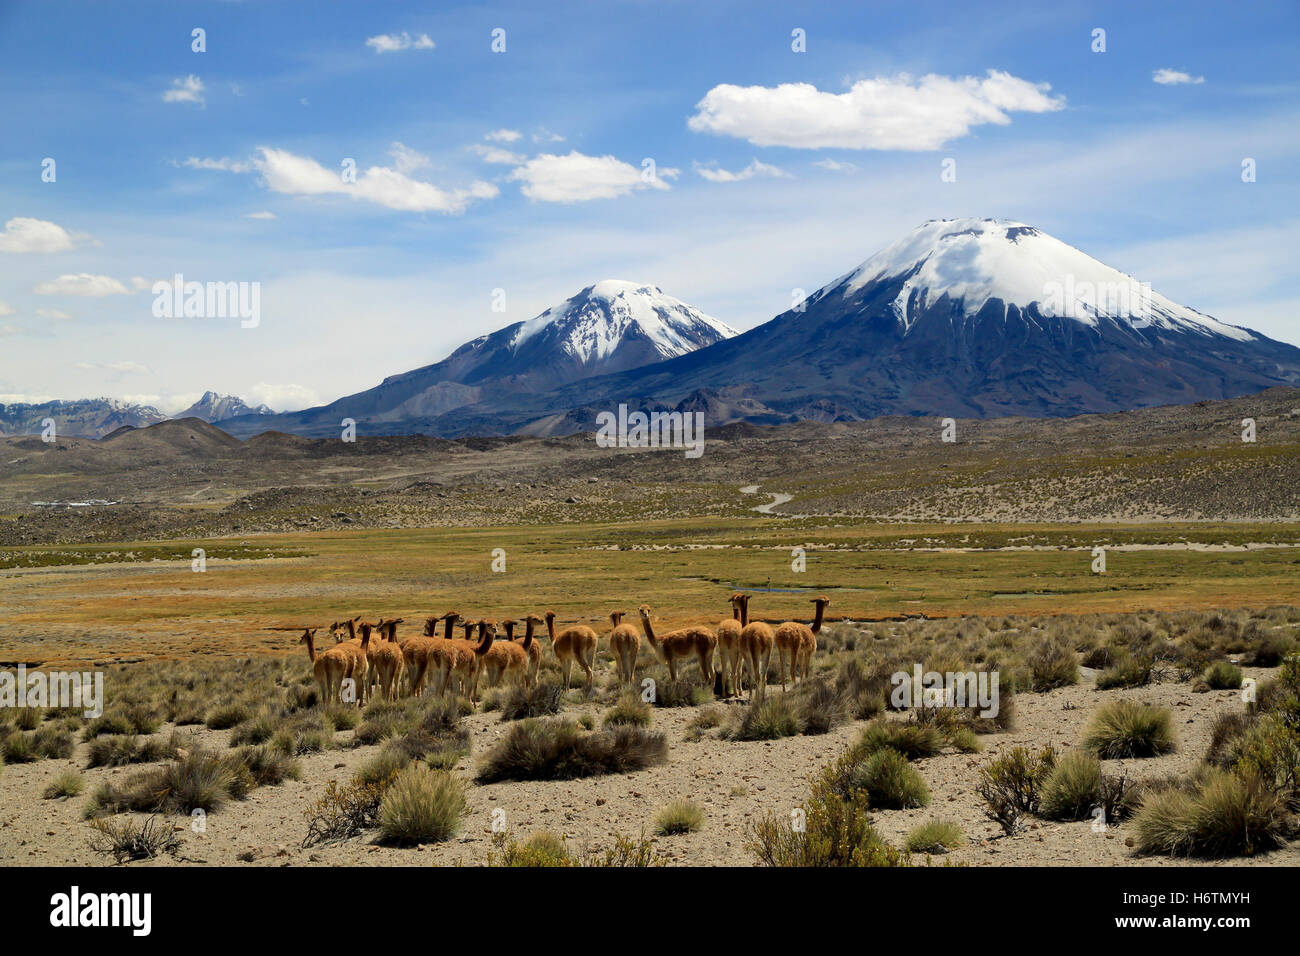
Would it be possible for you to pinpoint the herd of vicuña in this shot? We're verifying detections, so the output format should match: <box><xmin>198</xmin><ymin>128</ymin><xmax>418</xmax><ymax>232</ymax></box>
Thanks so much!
<box><xmin>281</xmin><ymin>593</ymin><xmax>830</xmax><ymax>707</ymax></box>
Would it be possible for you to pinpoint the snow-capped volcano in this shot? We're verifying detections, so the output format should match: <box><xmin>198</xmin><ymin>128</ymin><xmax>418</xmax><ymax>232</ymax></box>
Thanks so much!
<box><xmin>175</xmin><ymin>391</ymin><xmax>274</xmax><ymax>423</ymax></box>
<box><xmin>827</xmin><ymin>218</ymin><xmax>1254</xmax><ymax>341</ymax></box>
<box><xmin>510</xmin><ymin>280</ymin><xmax>737</xmax><ymax>364</ymax></box>
<box><xmin>216</xmin><ymin>281</ymin><xmax>734</xmax><ymax>437</ymax></box>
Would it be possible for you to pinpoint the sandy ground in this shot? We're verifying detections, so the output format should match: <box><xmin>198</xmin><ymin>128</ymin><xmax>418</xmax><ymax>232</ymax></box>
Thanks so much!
<box><xmin>2</xmin><ymin>664</ymin><xmax>1296</xmax><ymax>868</ymax></box>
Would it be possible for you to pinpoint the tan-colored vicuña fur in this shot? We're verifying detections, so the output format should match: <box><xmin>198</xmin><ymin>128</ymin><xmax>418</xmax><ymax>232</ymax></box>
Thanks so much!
<box><xmin>480</xmin><ymin>619</ymin><xmax>530</xmax><ymax>689</ymax></box>
<box><xmin>466</xmin><ymin>620</ymin><xmax>499</xmax><ymax>702</ymax></box>
<box><xmin>297</xmin><ymin>628</ymin><xmax>344</xmax><ymax>704</ymax></box>
<box><xmin>608</xmin><ymin>611</ymin><xmax>641</xmax><ymax>685</ymax></box>
<box><xmin>440</xmin><ymin>619</ymin><xmax>493</xmax><ymax>700</ymax></box>
<box><xmin>516</xmin><ymin>614</ymin><xmax>544</xmax><ymax>688</ymax></box>
<box><xmin>715</xmin><ymin>593</ymin><xmax>745</xmax><ymax>697</ymax></box>
<box><xmin>544</xmin><ymin>611</ymin><xmax>599</xmax><ymax>689</ymax></box>
<box><xmin>403</xmin><ymin>611</ymin><xmax>457</xmax><ymax>696</ymax></box>
<box><xmin>737</xmin><ymin>594</ymin><xmax>774</xmax><ymax>702</ymax></box>
<box><xmin>637</xmin><ymin>605</ymin><xmax>717</xmax><ymax>683</ymax></box>
<box><xmin>366</xmin><ymin>619</ymin><xmax>407</xmax><ymax>701</ymax></box>
<box><xmin>774</xmin><ymin>597</ymin><xmax>829</xmax><ymax>690</ymax></box>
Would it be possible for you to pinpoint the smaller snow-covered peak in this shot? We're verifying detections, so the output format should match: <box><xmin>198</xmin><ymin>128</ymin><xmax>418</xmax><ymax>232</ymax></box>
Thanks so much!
<box><xmin>834</xmin><ymin>218</ymin><xmax>1254</xmax><ymax>342</ymax></box>
<box><xmin>511</xmin><ymin>281</ymin><xmax>737</xmax><ymax>365</ymax></box>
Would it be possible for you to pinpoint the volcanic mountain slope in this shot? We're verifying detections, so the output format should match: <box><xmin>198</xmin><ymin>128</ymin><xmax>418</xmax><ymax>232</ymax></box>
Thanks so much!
<box><xmin>425</xmin><ymin>219</ymin><xmax>1300</xmax><ymax>434</ymax></box>
<box><xmin>219</xmin><ymin>280</ymin><xmax>736</xmax><ymax>438</ymax></box>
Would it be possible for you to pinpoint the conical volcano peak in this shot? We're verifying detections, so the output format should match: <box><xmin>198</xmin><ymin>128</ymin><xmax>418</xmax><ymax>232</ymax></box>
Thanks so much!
<box><xmin>511</xmin><ymin>280</ymin><xmax>737</xmax><ymax>362</ymax></box>
<box><xmin>832</xmin><ymin>218</ymin><xmax>1254</xmax><ymax>341</ymax></box>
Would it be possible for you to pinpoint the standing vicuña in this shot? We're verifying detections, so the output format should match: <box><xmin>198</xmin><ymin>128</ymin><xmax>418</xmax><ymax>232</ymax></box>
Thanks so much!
<box><xmin>636</xmin><ymin>606</ymin><xmax>717</xmax><ymax>684</ymax></box>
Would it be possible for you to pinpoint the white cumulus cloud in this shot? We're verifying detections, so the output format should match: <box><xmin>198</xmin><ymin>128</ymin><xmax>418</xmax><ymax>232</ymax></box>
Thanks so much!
<box><xmin>0</xmin><ymin>217</ymin><xmax>78</xmax><ymax>253</ymax></box>
<box><xmin>1153</xmin><ymin>69</ymin><xmax>1205</xmax><ymax>86</ymax></box>
<box><xmin>485</xmin><ymin>128</ymin><xmax>522</xmax><ymax>143</ymax></box>
<box><xmin>687</xmin><ymin>71</ymin><xmax>1064</xmax><ymax>150</ymax></box>
<box><xmin>509</xmin><ymin>151</ymin><xmax>670</xmax><ymax>203</ymax></box>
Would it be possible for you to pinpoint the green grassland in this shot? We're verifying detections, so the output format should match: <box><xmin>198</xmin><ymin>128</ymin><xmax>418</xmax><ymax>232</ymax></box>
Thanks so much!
<box><xmin>4</xmin><ymin>517</ymin><xmax>1300</xmax><ymax>666</ymax></box>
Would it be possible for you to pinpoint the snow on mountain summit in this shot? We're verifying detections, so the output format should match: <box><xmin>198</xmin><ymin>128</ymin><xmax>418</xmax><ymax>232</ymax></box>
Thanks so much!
<box><xmin>511</xmin><ymin>280</ymin><xmax>738</xmax><ymax>364</ymax></box>
<box><xmin>836</xmin><ymin>218</ymin><xmax>1254</xmax><ymax>341</ymax></box>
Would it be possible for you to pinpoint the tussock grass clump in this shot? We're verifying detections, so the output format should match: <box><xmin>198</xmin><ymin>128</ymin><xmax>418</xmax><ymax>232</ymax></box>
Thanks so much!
<box><xmin>1095</xmin><ymin>654</ymin><xmax>1154</xmax><ymax>690</ymax></box>
<box><xmin>602</xmin><ymin>692</ymin><xmax>652</xmax><ymax>728</ymax></box>
<box><xmin>975</xmin><ymin>745</ymin><xmax>1056</xmax><ymax>835</ymax></box>
<box><xmin>14</xmin><ymin>708</ymin><xmax>43</xmax><ymax>731</ymax></box>
<box><xmin>378</xmin><ymin>764</ymin><xmax>467</xmax><ymax>846</ymax></box>
<box><xmin>1203</xmin><ymin>661</ymin><xmax>1243</xmax><ymax>690</ymax></box>
<box><xmin>1084</xmin><ymin>700</ymin><xmax>1176</xmax><ymax>759</ymax></box>
<box><xmin>498</xmin><ymin>682</ymin><xmax>564</xmax><ymax>720</ymax></box>
<box><xmin>723</xmin><ymin>694</ymin><xmax>801</xmax><ymax>741</ymax></box>
<box><xmin>1</xmin><ymin>731</ymin><xmax>37</xmax><ymax>763</ymax></box>
<box><xmin>33</xmin><ymin>725</ymin><xmax>75</xmax><ymax>759</ymax></box>
<box><xmin>204</xmin><ymin>703</ymin><xmax>252</xmax><ymax>730</ymax></box>
<box><xmin>88</xmin><ymin>815</ymin><xmax>182</xmax><ymax>864</ymax></box>
<box><xmin>324</xmin><ymin>706</ymin><xmax>360</xmax><ymax>731</ymax></box>
<box><xmin>1132</xmin><ymin>770</ymin><xmax>1290</xmax><ymax>857</ymax></box>
<box><xmin>650</xmin><ymin>679</ymin><xmax>712</xmax><ymax>708</ymax></box>
<box><xmin>1028</xmin><ymin>636</ymin><xmax>1079</xmax><ymax>691</ymax></box>
<box><xmin>854</xmin><ymin>720</ymin><xmax>943</xmax><ymax>761</ymax></box>
<box><xmin>477</xmin><ymin>718</ymin><xmax>668</xmax><ymax>783</ymax></box>
<box><xmin>43</xmin><ymin>770</ymin><xmax>86</xmax><ymax>799</ymax></box>
<box><xmin>229</xmin><ymin>713</ymin><xmax>276</xmax><ymax>746</ymax></box>
<box><xmin>1039</xmin><ymin>750</ymin><xmax>1103</xmax><ymax>821</ymax></box>
<box><xmin>231</xmin><ymin>745</ymin><xmax>301</xmax><ymax>787</ymax></box>
<box><xmin>355</xmin><ymin>748</ymin><xmax>410</xmax><ymax>787</ymax></box>
<box><xmin>791</xmin><ymin>677</ymin><xmax>849</xmax><ymax>734</ymax></box>
<box><xmin>847</xmin><ymin>749</ymin><xmax>930</xmax><ymax>809</ymax></box>
<box><xmin>903</xmin><ymin>819</ymin><xmax>965</xmax><ymax>854</ymax></box>
<box><xmin>654</xmin><ymin>799</ymin><xmax>704</xmax><ymax>835</ymax></box>
<box><xmin>86</xmin><ymin>732</ymin><xmax>184</xmax><ymax>768</ymax></box>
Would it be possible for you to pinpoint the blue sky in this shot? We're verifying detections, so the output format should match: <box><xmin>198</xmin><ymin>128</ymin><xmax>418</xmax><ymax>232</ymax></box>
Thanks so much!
<box><xmin>1</xmin><ymin>0</ymin><xmax>1297</xmax><ymax>412</ymax></box>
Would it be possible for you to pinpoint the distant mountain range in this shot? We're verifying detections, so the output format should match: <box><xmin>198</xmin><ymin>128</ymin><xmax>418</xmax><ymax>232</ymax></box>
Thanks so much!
<box><xmin>0</xmin><ymin>391</ymin><xmax>272</xmax><ymax>439</ymax></box>
<box><xmin>218</xmin><ymin>218</ymin><xmax>1300</xmax><ymax>438</ymax></box>
<box><xmin>24</xmin><ymin>219</ymin><xmax>1300</xmax><ymax>440</ymax></box>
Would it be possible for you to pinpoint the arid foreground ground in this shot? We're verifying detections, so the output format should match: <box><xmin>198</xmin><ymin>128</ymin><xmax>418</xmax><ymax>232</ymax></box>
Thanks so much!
<box><xmin>1</xmin><ymin>390</ymin><xmax>1299</xmax><ymax>867</ymax></box>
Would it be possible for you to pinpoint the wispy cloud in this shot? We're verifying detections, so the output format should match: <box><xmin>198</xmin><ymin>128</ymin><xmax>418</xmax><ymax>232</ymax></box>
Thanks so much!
<box><xmin>688</xmin><ymin>71</ymin><xmax>1064</xmax><ymax>150</ymax></box>
<box><xmin>33</xmin><ymin>274</ymin><xmax>133</xmax><ymax>296</ymax></box>
<box><xmin>254</xmin><ymin>147</ymin><xmax>497</xmax><ymax>214</ymax></box>
<box><xmin>182</xmin><ymin>156</ymin><xmax>251</xmax><ymax>173</ymax></box>
<box><xmin>472</xmin><ymin>144</ymin><xmax>525</xmax><ymax>165</ymax></box>
<box><xmin>694</xmin><ymin>159</ymin><xmax>789</xmax><ymax>183</ymax></box>
<box><xmin>365</xmin><ymin>32</ymin><xmax>434</xmax><ymax>54</ymax></box>
<box><xmin>813</xmin><ymin>158</ymin><xmax>859</xmax><ymax>173</ymax></box>
<box><xmin>510</xmin><ymin>151</ymin><xmax>673</xmax><ymax>202</ymax></box>
<box><xmin>162</xmin><ymin>74</ymin><xmax>205</xmax><ymax>106</ymax></box>
<box><xmin>245</xmin><ymin>211</ymin><xmax>277</xmax><ymax>220</ymax></box>
<box><xmin>485</xmin><ymin>128</ymin><xmax>521</xmax><ymax>143</ymax></box>
<box><xmin>73</xmin><ymin>360</ymin><xmax>152</xmax><ymax>375</ymax></box>
<box><xmin>1153</xmin><ymin>68</ymin><xmax>1205</xmax><ymax>86</ymax></box>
